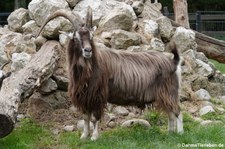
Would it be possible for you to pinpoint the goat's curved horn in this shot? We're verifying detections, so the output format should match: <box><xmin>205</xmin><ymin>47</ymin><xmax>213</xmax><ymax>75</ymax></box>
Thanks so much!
<box><xmin>85</xmin><ymin>6</ymin><xmax>93</xmax><ymax>29</ymax></box>
<box><xmin>35</xmin><ymin>9</ymin><xmax>84</xmax><ymax>38</ymax></box>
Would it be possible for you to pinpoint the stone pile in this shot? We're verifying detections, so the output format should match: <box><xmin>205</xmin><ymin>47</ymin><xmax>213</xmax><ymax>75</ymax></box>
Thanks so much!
<box><xmin>0</xmin><ymin>0</ymin><xmax>224</xmax><ymax>130</ymax></box>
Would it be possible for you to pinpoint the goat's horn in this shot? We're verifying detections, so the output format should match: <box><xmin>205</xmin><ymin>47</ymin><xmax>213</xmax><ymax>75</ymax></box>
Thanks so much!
<box><xmin>35</xmin><ymin>9</ymin><xmax>84</xmax><ymax>38</ymax></box>
<box><xmin>85</xmin><ymin>6</ymin><xmax>93</xmax><ymax>29</ymax></box>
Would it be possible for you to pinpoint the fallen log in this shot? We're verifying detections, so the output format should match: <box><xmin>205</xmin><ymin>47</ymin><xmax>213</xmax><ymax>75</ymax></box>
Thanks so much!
<box><xmin>0</xmin><ymin>40</ymin><xmax>61</xmax><ymax>138</ymax></box>
<box><xmin>171</xmin><ymin>20</ymin><xmax>225</xmax><ymax>63</ymax></box>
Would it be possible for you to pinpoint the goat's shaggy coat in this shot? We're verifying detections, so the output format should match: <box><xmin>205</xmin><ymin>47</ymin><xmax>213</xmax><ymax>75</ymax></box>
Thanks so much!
<box><xmin>68</xmin><ymin>28</ymin><xmax>180</xmax><ymax>120</ymax></box>
<box><xmin>36</xmin><ymin>7</ymin><xmax>183</xmax><ymax>140</ymax></box>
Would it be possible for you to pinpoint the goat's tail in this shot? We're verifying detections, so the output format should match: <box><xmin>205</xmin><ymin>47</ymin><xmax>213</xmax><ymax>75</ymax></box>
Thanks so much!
<box><xmin>171</xmin><ymin>47</ymin><xmax>180</xmax><ymax>66</ymax></box>
<box><xmin>167</xmin><ymin>42</ymin><xmax>180</xmax><ymax>66</ymax></box>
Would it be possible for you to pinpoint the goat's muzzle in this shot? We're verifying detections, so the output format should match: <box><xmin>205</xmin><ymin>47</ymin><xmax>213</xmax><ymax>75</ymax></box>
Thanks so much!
<box><xmin>82</xmin><ymin>47</ymin><xmax>92</xmax><ymax>58</ymax></box>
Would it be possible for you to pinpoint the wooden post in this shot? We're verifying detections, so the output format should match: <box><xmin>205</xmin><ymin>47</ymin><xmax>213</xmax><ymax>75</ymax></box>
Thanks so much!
<box><xmin>0</xmin><ymin>41</ymin><xmax>61</xmax><ymax>138</ymax></box>
<box><xmin>173</xmin><ymin>0</ymin><xmax>190</xmax><ymax>28</ymax></box>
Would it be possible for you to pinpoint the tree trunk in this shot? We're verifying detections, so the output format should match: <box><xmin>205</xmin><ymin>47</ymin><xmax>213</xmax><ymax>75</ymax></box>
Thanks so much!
<box><xmin>173</xmin><ymin>0</ymin><xmax>190</xmax><ymax>28</ymax></box>
<box><xmin>0</xmin><ymin>41</ymin><xmax>61</xmax><ymax>138</ymax></box>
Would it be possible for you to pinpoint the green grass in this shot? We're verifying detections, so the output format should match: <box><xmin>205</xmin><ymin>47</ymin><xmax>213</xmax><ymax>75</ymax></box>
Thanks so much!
<box><xmin>1</xmin><ymin>112</ymin><xmax>225</xmax><ymax>149</ymax></box>
<box><xmin>210</xmin><ymin>59</ymin><xmax>225</xmax><ymax>74</ymax></box>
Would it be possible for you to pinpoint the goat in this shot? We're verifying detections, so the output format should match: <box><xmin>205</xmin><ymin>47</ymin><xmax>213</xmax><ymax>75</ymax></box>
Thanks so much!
<box><xmin>36</xmin><ymin>7</ymin><xmax>184</xmax><ymax>141</ymax></box>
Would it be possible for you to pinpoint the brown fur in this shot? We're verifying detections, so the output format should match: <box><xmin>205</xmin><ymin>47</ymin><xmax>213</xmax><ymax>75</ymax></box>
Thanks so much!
<box><xmin>68</xmin><ymin>28</ymin><xmax>180</xmax><ymax>120</ymax></box>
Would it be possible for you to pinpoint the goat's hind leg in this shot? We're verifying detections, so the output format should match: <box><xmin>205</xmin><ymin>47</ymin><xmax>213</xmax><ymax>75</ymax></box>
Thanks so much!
<box><xmin>80</xmin><ymin>113</ymin><xmax>91</xmax><ymax>140</ymax></box>
<box><xmin>168</xmin><ymin>112</ymin><xmax>184</xmax><ymax>134</ymax></box>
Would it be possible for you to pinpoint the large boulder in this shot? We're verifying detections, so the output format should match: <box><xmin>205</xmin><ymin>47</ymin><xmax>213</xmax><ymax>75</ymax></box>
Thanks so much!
<box><xmin>7</xmin><ymin>8</ymin><xmax>30</xmax><ymax>32</ymax></box>
<box><xmin>28</xmin><ymin>0</ymin><xmax>70</xmax><ymax>26</ymax></box>
<box><xmin>171</xmin><ymin>27</ymin><xmax>197</xmax><ymax>53</ymax></box>
<box><xmin>156</xmin><ymin>16</ymin><xmax>173</xmax><ymax>41</ymax></box>
<box><xmin>11</xmin><ymin>52</ymin><xmax>31</xmax><ymax>71</ymax></box>
<box><xmin>97</xmin><ymin>7</ymin><xmax>134</xmax><ymax>33</ymax></box>
<box><xmin>66</xmin><ymin>0</ymin><xmax>81</xmax><ymax>8</ymax></box>
<box><xmin>73</xmin><ymin>0</ymin><xmax>136</xmax><ymax>26</ymax></box>
<box><xmin>110</xmin><ymin>30</ymin><xmax>141</xmax><ymax>49</ymax></box>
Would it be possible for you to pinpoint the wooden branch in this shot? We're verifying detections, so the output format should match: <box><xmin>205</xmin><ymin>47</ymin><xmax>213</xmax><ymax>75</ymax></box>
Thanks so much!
<box><xmin>0</xmin><ymin>40</ymin><xmax>61</xmax><ymax>138</ymax></box>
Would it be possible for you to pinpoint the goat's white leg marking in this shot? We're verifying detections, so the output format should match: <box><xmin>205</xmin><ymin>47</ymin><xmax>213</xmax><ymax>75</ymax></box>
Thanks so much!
<box><xmin>168</xmin><ymin>112</ymin><xmax>176</xmax><ymax>132</ymax></box>
<box><xmin>80</xmin><ymin>113</ymin><xmax>90</xmax><ymax>140</ymax></box>
<box><xmin>177</xmin><ymin>112</ymin><xmax>184</xmax><ymax>134</ymax></box>
<box><xmin>91</xmin><ymin>120</ymin><xmax>100</xmax><ymax>141</ymax></box>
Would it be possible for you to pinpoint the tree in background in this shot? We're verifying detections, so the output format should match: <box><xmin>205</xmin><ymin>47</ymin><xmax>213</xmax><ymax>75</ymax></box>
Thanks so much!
<box><xmin>173</xmin><ymin>0</ymin><xmax>190</xmax><ymax>28</ymax></box>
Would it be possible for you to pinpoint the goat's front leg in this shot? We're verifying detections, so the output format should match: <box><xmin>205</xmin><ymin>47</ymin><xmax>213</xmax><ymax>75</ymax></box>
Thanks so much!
<box><xmin>80</xmin><ymin>113</ymin><xmax>90</xmax><ymax>140</ymax></box>
<box><xmin>177</xmin><ymin>112</ymin><xmax>184</xmax><ymax>134</ymax></box>
<box><xmin>168</xmin><ymin>112</ymin><xmax>177</xmax><ymax>132</ymax></box>
<box><xmin>91</xmin><ymin>118</ymin><xmax>100</xmax><ymax>141</ymax></box>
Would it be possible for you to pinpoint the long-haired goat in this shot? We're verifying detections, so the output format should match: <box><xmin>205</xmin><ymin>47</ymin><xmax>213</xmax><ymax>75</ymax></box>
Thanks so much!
<box><xmin>36</xmin><ymin>7</ymin><xmax>184</xmax><ymax>140</ymax></box>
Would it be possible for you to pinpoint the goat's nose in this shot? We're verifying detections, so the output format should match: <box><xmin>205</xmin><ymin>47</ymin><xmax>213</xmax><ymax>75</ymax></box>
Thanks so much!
<box><xmin>84</xmin><ymin>48</ymin><xmax>92</xmax><ymax>52</ymax></box>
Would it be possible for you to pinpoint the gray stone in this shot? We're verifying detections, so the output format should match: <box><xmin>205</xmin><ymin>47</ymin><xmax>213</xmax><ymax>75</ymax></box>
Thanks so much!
<box><xmin>28</xmin><ymin>0</ymin><xmax>70</xmax><ymax>26</ymax></box>
<box><xmin>7</xmin><ymin>8</ymin><xmax>30</xmax><ymax>32</ymax></box>
<box><xmin>63</xmin><ymin>125</ymin><xmax>75</xmax><ymax>132</ymax></box>
<box><xmin>195</xmin><ymin>59</ymin><xmax>215</xmax><ymax>78</ymax></box>
<box><xmin>200</xmin><ymin>120</ymin><xmax>222</xmax><ymax>126</ymax></box>
<box><xmin>121</xmin><ymin>119</ymin><xmax>151</xmax><ymax>128</ymax></box>
<box><xmin>66</xmin><ymin>0</ymin><xmax>81</xmax><ymax>8</ymax></box>
<box><xmin>11</xmin><ymin>52</ymin><xmax>31</xmax><ymax>71</ymax></box>
<box><xmin>113</xmin><ymin>106</ymin><xmax>129</xmax><ymax>116</ymax></box>
<box><xmin>39</xmin><ymin>78</ymin><xmax>58</xmax><ymax>94</ymax></box>
<box><xmin>110</xmin><ymin>30</ymin><xmax>141</xmax><ymax>49</ymax></box>
<box><xmin>22</xmin><ymin>20</ymin><xmax>39</xmax><ymax>35</ymax></box>
<box><xmin>97</xmin><ymin>6</ymin><xmax>134</xmax><ymax>33</ymax></box>
<box><xmin>73</xmin><ymin>0</ymin><xmax>136</xmax><ymax>26</ymax></box>
<box><xmin>195</xmin><ymin>89</ymin><xmax>211</xmax><ymax>101</ymax></box>
<box><xmin>132</xmin><ymin>1</ymin><xmax>144</xmax><ymax>16</ymax></box>
<box><xmin>150</xmin><ymin>38</ymin><xmax>165</xmax><ymax>52</ymax></box>
<box><xmin>156</xmin><ymin>16</ymin><xmax>173</xmax><ymax>41</ymax></box>
<box><xmin>171</xmin><ymin>27</ymin><xmax>197</xmax><ymax>53</ymax></box>
<box><xmin>199</xmin><ymin>105</ymin><xmax>215</xmax><ymax>116</ymax></box>
<box><xmin>107</xmin><ymin>121</ymin><xmax>117</xmax><ymax>128</ymax></box>
<box><xmin>143</xmin><ymin>20</ymin><xmax>159</xmax><ymax>40</ymax></box>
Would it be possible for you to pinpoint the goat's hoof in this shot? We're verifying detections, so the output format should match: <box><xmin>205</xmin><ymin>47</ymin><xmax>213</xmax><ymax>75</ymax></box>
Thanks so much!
<box><xmin>91</xmin><ymin>134</ymin><xmax>99</xmax><ymax>141</ymax></box>
<box><xmin>80</xmin><ymin>133</ymin><xmax>89</xmax><ymax>140</ymax></box>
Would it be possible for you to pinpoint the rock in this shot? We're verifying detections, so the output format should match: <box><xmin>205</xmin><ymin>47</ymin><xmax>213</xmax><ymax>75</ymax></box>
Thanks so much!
<box><xmin>194</xmin><ymin>89</ymin><xmax>211</xmax><ymax>101</ymax></box>
<box><xmin>52</xmin><ymin>75</ymin><xmax>68</xmax><ymax>91</ymax></box>
<box><xmin>28</xmin><ymin>0</ymin><xmax>70</xmax><ymax>26</ymax></box>
<box><xmin>63</xmin><ymin>125</ymin><xmax>75</xmax><ymax>132</ymax></box>
<box><xmin>132</xmin><ymin>1</ymin><xmax>144</xmax><ymax>16</ymax></box>
<box><xmin>199</xmin><ymin>105</ymin><xmax>215</xmax><ymax>116</ymax></box>
<box><xmin>22</xmin><ymin>20</ymin><xmax>39</xmax><ymax>35</ymax></box>
<box><xmin>200</xmin><ymin>120</ymin><xmax>222</xmax><ymax>126</ymax></box>
<box><xmin>156</xmin><ymin>16</ymin><xmax>173</xmax><ymax>41</ymax></box>
<box><xmin>171</xmin><ymin>27</ymin><xmax>197</xmax><ymax>53</ymax></box>
<box><xmin>41</xmin><ymin>17</ymin><xmax>74</xmax><ymax>39</ymax></box>
<box><xmin>195</xmin><ymin>52</ymin><xmax>208</xmax><ymax>63</ymax></box>
<box><xmin>110</xmin><ymin>29</ymin><xmax>141</xmax><ymax>49</ymax></box>
<box><xmin>150</xmin><ymin>38</ymin><xmax>165</xmax><ymax>52</ymax></box>
<box><xmin>59</xmin><ymin>33</ymin><xmax>72</xmax><ymax>47</ymax></box>
<box><xmin>97</xmin><ymin>5</ymin><xmax>134</xmax><ymax>33</ymax></box>
<box><xmin>143</xmin><ymin>20</ymin><xmax>159</xmax><ymax>40</ymax></box>
<box><xmin>39</xmin><ymin>78</ymin><xmax>58</xmax><ymax>94</ymax></box>
<box><xmin>66</xmin><ymin>0</ymin><xmax>81</xmax><ymax>8</ymax></box>
<box><xmin>121</xmin><ymin>119</ymin><xmax>151</xmax><ymax>128</ymax></box>
<box><xmin>195</xmin><ymin>59</ymin><xmax>215</xmax><ymax>78</ymax></box>
<box><xmin>107</xmin><ymin>121</ymin><xmax>117</xmax><ymax>128</ymax></box>
<box><xmin>0</xmin><ymin>32</ymin><xmax>22</xmax><ymax>65</ymax></box>
<box><xmin>73</xmin><ymin>0</ymin><xmax>136</xmax><ymax>26</ymax></box>
<box><xmin>113</xmin><ymin>106</ymin><xmax>129</xmax><ymax>116</ymax></box>
<box><xmin>77</xmin><ymin>120</ymin><xmax>94</xmax><ymax>130</ymax></box>
<box><xmin>191</xmin><ymin>76</ymin><xmax>209</xmax><ymax>91</ymax></box>
<box><xmin>218</xmin><ymin>96</ymin><xmax>225</xmax><ymax>105</ymax></box>
<box><xmin>7</xmin><ymin>8</ymin><xmax>30</xmax><ymax>32</ymax></box>
<box><xmin>11</xmin><ymin>52</ymin><xmax>31</xmax><ymax>71</ymax></box>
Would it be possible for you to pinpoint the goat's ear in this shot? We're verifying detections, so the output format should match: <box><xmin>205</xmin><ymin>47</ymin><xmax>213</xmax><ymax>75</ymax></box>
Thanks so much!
<box><xmin>85</xmin><ymin>6</ymin><xmax>93</xmax><ymax>30</ymax></box>
<box><xmin>59</xmin><ymin>31</ymin><xmax>74</xmax><ymax>40</ymax></box>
